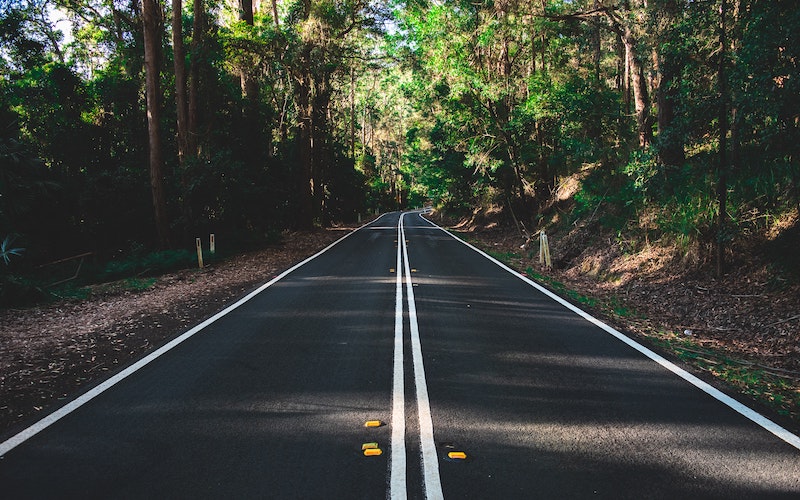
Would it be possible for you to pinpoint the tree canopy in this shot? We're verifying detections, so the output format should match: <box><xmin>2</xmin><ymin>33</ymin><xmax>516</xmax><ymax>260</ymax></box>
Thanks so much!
<box><xmin>1</xmin><ymin>0</ymin><xmax>798</xmax><ymax>277</ymax></box>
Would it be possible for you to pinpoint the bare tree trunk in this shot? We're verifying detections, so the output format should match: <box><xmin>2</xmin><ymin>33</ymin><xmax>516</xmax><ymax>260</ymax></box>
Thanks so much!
<box><xmin>655</xmin><ymin>0</ymin><xmax>685</xmax><ymax>167</ymax></box>
<box><xmin>271</xmin><ymin>0</ymin><xmax>279</xmax><ymax>28</ymax></box>
<box><xmin>349</xmin><ymin>66</ymin><xmax>356</xmax><ymax>159</ymax></box>
<box><xmin>592</xmin><ymin>0</ymin><xmax>601</xmax><ymax>83</ymax></box>
<box><xmin>172</xmin><ymin>0</ymin><xmax>193</xmax><ymax>230</ymax></box>
<box><xmin>623</xmin><ymin>26</ymin><xmax>652</xmax><ymax>147</ymax></box>
<box><xmin>238</xmin><ymin>0</ymin><xmax>260</xmax><ymax>160</ymax></box>
<box><xmin>188</xmin><ymin>0</ymin><xmax>204</xmax><ymax>156</ymax></box>
<box><xmin>295</xmin><ymin>48</ymin><xmax>314</xmax><ymax>229</ymax></box>
<box><xmin>621</xmin><ymin>33</ymin><xmax>631</xmax><ymax>115</ymax></box>
<box><xmin>172</xmin><ymin>0</ymin><xmax>189</xmax><ymax>164</ymax></box>
<box><xmin>715</xmin><ymin>0</ymin><xmax>728</xmax><ymax>278</ymax></box>
<box><xmin>142</xmin><ymin>0</ymin><xmax>171</xmax><ymax>248</ymax></box>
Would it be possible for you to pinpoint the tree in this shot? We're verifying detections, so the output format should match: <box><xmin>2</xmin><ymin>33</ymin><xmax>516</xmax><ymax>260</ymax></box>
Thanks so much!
<box><xmin>142</xmin><ymin>0</ymin><xmax>171</xmax><ymax>247</ymax></box>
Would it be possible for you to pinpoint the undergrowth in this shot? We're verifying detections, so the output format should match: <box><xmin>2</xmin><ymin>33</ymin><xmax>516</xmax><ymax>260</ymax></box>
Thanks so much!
<box><xmin>651</xmin><ymin>332</ymin><xmax>800</xmax><ymax>421</ymax></box>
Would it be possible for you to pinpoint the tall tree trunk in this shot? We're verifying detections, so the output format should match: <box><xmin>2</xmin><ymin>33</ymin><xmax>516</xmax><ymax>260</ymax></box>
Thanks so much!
<box><xmin>271</xmin><ymin>0</ymin><xmax>280</xmax><ymax>28</ymax></box>
<box><xmin>295</xmin><ymin>48</ymin><xmax>314</xmax><ymax>229</ymax></box>
<box><xmin>655</xmin><ymin>0</ymin><xmax>685</xmax><ymax>167</ymax></box>
<box><xmin>623</xmin><ymin>26</ymin><xmax>652</xmax><ymax>148</ymax></box>
<box><xmin>592</xmin><ymin>0</ymin><xmax>601</xmax><ymax>83</ymax></box>
<box><xmin>188</xmin><ymin>0</ymin><xmax>204</xmax><ymax>156</ymax></box>
<box><xmin>656</xmin><ymin>53</ymin><xmax>684</xmax><ymax>165</ymax></box>
<box><xmin>620</xmin><ymin>33</ymin><xmax>631</xmax><ymax>115</ymax></box>
<box><xmin>715</xmin><ymin>0</ymin><xmax>728</xmax><ymax>278</ymax></box>
<box><xmin>142</xmin><ymin>0</ymin><xmax>171</xmax><ymax>248</ymax></box>
<box><xmin>172</xmin><ymin>0</ymin><xmax>189</xmax><ymax>164</ymax></box>
<box><xmin>239</xmin><ymin>0</ymin><xmax>261</xmax><ymax>160</ymax></box>
<box><xmin>349</xmin><ymin>66</ymin><xmax>356</xmax><ymax>159</ymax></box>
<box><xmin>172</xmin><ymin>0</ymin><xmax>192</xmax><ymax>229</ymax></box>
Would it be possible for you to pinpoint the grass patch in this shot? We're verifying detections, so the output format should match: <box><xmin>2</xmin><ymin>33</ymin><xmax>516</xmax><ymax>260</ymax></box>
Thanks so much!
<box><xmin>525</xmin><ymin>267</ymin><xmax>599</xmax><ymax>308</ymax></box>
<box><xmin>123</xmin><ymin>277</ymin><xmax>157</xmax><ymax>291</ymax></box>
<box><xmin>651</xmin><ymin>332</ymin><xmax>800</xmax><ymax>420</ymax></box>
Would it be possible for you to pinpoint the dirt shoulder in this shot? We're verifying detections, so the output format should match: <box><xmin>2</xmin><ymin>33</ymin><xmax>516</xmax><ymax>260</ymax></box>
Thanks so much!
<box><xmin>0</xmin><ymin>228</ymin><xmax>350</xmax><ymax>438</ymax></box>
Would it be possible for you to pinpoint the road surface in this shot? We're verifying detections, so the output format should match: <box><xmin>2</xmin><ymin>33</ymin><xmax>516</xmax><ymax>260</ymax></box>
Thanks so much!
<box><xmin>1</xmin><ymin>211</ymin><xmax>799</xmax><ymax>498</ymax></box>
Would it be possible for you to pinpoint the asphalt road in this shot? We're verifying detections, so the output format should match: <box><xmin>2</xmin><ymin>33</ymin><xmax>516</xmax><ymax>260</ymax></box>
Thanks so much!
<box><xmin>1</xmin><ymin>211</ymin><xmax>799</xmax><ymax>498</ymax></box>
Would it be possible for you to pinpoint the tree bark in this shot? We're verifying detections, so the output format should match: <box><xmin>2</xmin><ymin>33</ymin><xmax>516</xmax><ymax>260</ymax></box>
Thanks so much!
<box><xmin>271</xmin><ymin>0</ymin><xmax>280</xmax><ymax>28</ymax></box>
<box><xmin>238</xmin><ymin>0</ymin><xmax>261</xmax><ymax>160</ymax></box>
<box><xmin>623</xmin><ymin>25</ymin><xmax>652</xmax><ymax>148</ymax></box>
<box><xmin>655</xmin><ymin>0</ymin><xmax>685</xmax><ymax>166</ymax></box>
<box><xmin>172</xmin><ymin>0</ymin><xmax>189</xmax><ymax>164</ymax></box>
<box><xmin>295</xmin><ymin>46</ymin><xmax>314</xmax><ymax>229</ymax></box>
<box><xmin>188</xmin><ymin>0</ymin><xmax>205</xmax><ymax>156</ymax></box>
<box><xmin>142</xmin><ymin>0</ymin><xmax>171</xmax><ymax>248</ymax></box>
<box><xmin>172</xmin><ymin>0</ymin><xmax>193</xmax><ymax>230</ymax></box>
<box><xmin>715</xmin><ymin>0</ymin><xmax>728</xmax><ymax>278</ymax></box>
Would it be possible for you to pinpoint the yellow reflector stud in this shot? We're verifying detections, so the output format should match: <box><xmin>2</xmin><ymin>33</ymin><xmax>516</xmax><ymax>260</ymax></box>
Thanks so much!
<box><xmin>362</xmin><ymin>442</ymin><xmax>379</xmax><ymax>450</ymax></box>
<box><xmin>364</xmin><ymin>420</ymin><xmax>383</xmax><ymax>427</ymax></box>
<box><xmin>364</xmin><ymin>448</ymin><xmax>383</xmax><ymax>456</ymax></box>
<box><xmin>447</xmin><ymin>451</ymin><xmax>467</xmax><ymax>460</ymax></box>
<box><xmin>389</xmin><ymin>269</ymin><xmax>395</xmax><ymax>273</ymax></box>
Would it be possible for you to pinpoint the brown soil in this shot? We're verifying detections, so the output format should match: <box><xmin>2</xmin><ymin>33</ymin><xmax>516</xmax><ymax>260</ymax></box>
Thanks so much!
<box><xmin>0</xmin><ymin>228</ymin><xmax>349</xmax><ymax>438</ymax></box>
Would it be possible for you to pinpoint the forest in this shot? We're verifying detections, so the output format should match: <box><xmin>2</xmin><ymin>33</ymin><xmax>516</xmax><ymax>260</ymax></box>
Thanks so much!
<box><xmin>1</xmin><ymin>0</ymin><xmax>798</xmax><ymax>303</ymax></box>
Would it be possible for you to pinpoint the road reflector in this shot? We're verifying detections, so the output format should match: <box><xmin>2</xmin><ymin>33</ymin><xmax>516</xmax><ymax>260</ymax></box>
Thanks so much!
<box><xmin>364</xmin><ymin>448</ymin><xmax>383</xmax><ymax>456</ymax></box>
<box><xmin>362</xmin><ymin>442</ymin><xmax>379</xmax><ymax>450</ymax></box>
<box><xmin>389</xmin><ymin>268</ymin><xmax>395</xmax><ymax>273</ymax></box>
<box><xmin>364</xmin><ymin>420</ymin><xmax>383</xmax><ymax>427</ymax></box>
<box><xmin>411</xmin><ymin>269</ymin><xmax>418</xmax><ymax>272</ymax></box>
<box><xmin>447</xmin><ymin>451</ymin><xmax>467</xmax><ymax>460</ymax></box>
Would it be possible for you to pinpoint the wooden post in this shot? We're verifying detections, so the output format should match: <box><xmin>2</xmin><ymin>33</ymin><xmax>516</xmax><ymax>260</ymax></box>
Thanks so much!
<box><xmin>210</xmin><ymin>233</ymin><xmax>215</xmax><ymax>254</ymax></box>
<box><xmin>539</xmin><ymin>231</ymin><xmax>552</xmax><ymax>269</ymax></box>
<box><xmin>196</xmin><ymin>238</ymin><xmax>204</xmax><ymax>268</ymax></box>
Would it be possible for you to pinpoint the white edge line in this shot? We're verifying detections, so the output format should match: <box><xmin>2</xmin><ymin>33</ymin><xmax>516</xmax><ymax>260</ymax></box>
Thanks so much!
<box><xmin>389</xmin><ymin>215</ymin><xmax>407</xmax><ymax>500</ymax></box>
<box><xmin>0</xmin><ymin>215</ymin><xmax>387</xmax><ymax>458</ymax></box>
<box><xmin>419</xmin><ymin>213</ymin><xmax>800</xmax><ymax>452</ymax></box>
<box><xmin>402</xmin><ymin>214</ymin><xmax>445</xmax><ymax>500</ymax></box>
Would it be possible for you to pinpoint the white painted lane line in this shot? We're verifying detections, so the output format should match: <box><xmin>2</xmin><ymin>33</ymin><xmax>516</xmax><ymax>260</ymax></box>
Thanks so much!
<box><xmin>390</xmin><ymin>216</ymin><xmax>408</xmax><ymax>500</ymax></box>
<box><xmin>420</xmin><ymin>213</ymin><xmax>800</xmax><ymax>452</ymax></box>
<box><xmin>0</xmin><ymin>215</ymin><xmax>387</xmax><ymax>458</ymax></box>
<box><xmin>401</xmin><ymin>213</ymin><xmax>445</xmax><ymax>500</ymax></box>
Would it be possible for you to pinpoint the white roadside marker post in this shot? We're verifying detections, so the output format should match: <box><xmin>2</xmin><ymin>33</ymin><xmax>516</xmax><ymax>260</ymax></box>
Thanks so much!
<box><xmin>196</xmin><ymin>238</ymin><xmax>204</xmax><ymax>268</ymax></box>
<box><xmin>539</xmin><ymin>230</ymin><xmax>552</xmax><ymax>269</ymax></box>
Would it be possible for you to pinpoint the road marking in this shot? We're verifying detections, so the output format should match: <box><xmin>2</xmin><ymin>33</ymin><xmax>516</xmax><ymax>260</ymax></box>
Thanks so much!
<box><xmin>389</xmin><ymin>216</ymin><xmax>407</xmax><ymax>500</ymax></box>
<box><xmin>0</xmin><ymin>214</ymin><xmax>389</xmax><ymax>458</ymax></box>
<box><xmin>420</xmin><ymin>213</ymin><xmax>800</xmax><ymax>452</ymax></box>
<box><xmin>401</xmin><ymin>213</ymin><xmax>445</xmax><ymax>500</ymax></box>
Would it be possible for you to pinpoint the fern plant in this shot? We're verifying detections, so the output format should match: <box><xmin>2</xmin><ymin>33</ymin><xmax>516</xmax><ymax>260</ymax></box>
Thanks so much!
<box><xmin>0</xmin><ymin>234</ymin><xmax>25</xmax><ymax>266</ymax></box>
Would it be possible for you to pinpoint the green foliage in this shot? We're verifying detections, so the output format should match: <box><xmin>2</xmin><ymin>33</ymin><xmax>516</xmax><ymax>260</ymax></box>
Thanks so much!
<box><xmin>101</xmin><ymin>249</ymin><xmax>196</xmax><ymax>282</ymax></box>
<box><xmin>655</xmin><ymin>332</ymin><xmax>800</xmax><ymax>420</ymax></box>
<box><xmin>0</xmin><ymin>234</ymin><xmax>25</xmax><ymax>265</ymax></box>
